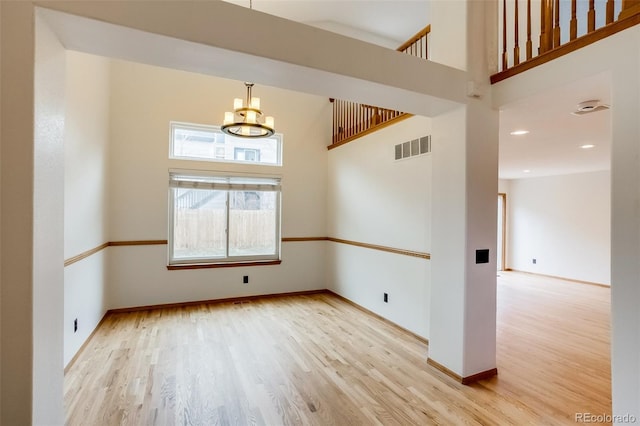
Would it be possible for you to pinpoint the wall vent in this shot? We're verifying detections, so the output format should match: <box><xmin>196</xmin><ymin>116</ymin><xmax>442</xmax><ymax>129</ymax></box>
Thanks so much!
<box><xmin>395</xmin><ymin>135</ymin><xmax>431</xmax><ymax>160</ymax></box>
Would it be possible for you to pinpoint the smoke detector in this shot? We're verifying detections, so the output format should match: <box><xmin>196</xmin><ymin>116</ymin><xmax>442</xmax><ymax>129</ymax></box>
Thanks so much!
<box><xmin>572</xmin><ymin>100</ymin><xmax>610</xmax><ymax>115</ymax></box>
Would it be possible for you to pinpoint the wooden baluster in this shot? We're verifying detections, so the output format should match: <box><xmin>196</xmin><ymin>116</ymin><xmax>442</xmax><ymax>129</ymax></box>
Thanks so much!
<box><xmin>424</xmin><ymin>35</ymin><xmax>428</xmax><ymax>59</ymax></box>
<box><xmin>539</xmin><ymin>0</ymin><xmax>549</xmax><ymax>53</ymax></box>
<box><xmin>339</xmin><ymin>101</ymin><xmax>343</xmax><ymax>142</ymax></box>
<box><xmin>553</xmin><ymin>0</ymin><xmax>561</xmax><ymax>47</ymax></box>
<box><xmin>588</xmin><ymin>0</ymin><xmax>596</xmax><ymax>33</ymax></box>
<box><xmin>331</xmin><ymin>99</ymin><xmax>335</xmax><ymax>144</ymax></box>
<box><xmin>545</xmin><ymin>0</ymin><xmax>553</xmax><ymax>50</ymax></box>
<box><xmin>346</xmin><ymin>102</ymin><xmax>350</xmax><ymax>138</ymax></box>
<box><xmin>351</xmin><ymin>102</ymin><xmax>355</xmax><ymax>137</ymax></box>
<box><xmin>570</xmin><ymin>0</ymin><xmax>577</xmax><ymax>40</ymax></box>
<box><xmin>606</xmin><ymin>0</ymin><xmax>614</xmax><ymax>23</ymax></box>
<box><xmin>335</xmin><ymin>100</ymin><xmax>340</xmax><ymax>143</ymax></box>
<box><xmin>539</xmin><ymin>0</ymin><xmax>544</xmax><ymax>53</ymax></box>
<box><xmin>337</xmin><ymin>101</ymin><xmax>341</xmax><ymax>142</ymax></box>
<box><xmin>502</xmin><ymin>0</ymin><xmax>508</xmax><ymax>70</ymax></box>
<box><xmin>365</xmin><ymin>107</ymin><xmax>369</xmax><ymax>131</ymax></box>
<box><xmin>349</xmin><ymin>102</ymin><xmax>356</xmax><ymax>136</ymax></box>
<box><xmin>526</xmin><ymin>0</ymin><xmax>532</xmax><ymax>59</ymax></box>
<box><xmin>341</xmin><ymin>100</ymin><xmax>345</xmax><ymax>142</ymax></box>
<box><xmin>334</xmin><ymin>100</ymin><xmax>338</xmax><ymax>143</ymax></box>
<box><xmin>353</xmin><ymin>103</ymin><xmax>356</xmax><ymax>135</ymax></box>
<box><xmin>514</xmin><ymin>0</ymin><xmax>520</xmax><ymax>65</ymax></box>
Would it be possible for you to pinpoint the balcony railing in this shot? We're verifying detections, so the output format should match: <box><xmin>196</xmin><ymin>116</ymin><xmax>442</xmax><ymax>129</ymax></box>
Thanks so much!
<box><xmin>492</xmin><ymin>0</ymin><xmax>640</xmax><ymax>83</ymax></box>
<box><xmin>329</xmin><ymin>25</ymin><xmax>431</xmax><ymax>149</ymax></box>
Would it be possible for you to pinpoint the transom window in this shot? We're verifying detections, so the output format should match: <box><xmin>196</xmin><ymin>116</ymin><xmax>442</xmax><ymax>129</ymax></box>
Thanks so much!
<box><xmin>168</xmin><ymin>171</ymin><xmax>281</xmax><ymax>266</ymax></box>
<box><xmin>170</xmin><ymin>122</ymin><xmax>282</xmax><ymax>166</ymax></box>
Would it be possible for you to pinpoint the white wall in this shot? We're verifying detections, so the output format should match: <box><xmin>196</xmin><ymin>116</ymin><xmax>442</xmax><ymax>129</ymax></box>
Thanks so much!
<box><xmin>107</xmin><ymin>59</ymin><xmax>329</xmax><ymax>309</ymax></box>
<box><xmin>327</xmin><ymin>115</ymin><xmax>432</xmax><ymax>338</ymax></box>
<box><xmin>33</xmin><ymin>13</ymin><xmax>66</xmax><ymax>424</ymax></box>
<box><xmin>508</xmin><ymin>171</ymin><xmax>610</xmax><ymax>285</ymax></box>
<box><xmin>63</xmin><ymin>51</ymin><xmax>111</xmax><ymax>366</ymax></box>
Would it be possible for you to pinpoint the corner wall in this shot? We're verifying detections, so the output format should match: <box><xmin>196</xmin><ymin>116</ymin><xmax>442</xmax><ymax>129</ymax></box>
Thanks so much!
<box><xmin>326</xmin><ymin>116</ymin><xmax>432</xmax><ymax>339</ymax></box>
<box><xmin>63</xmin><ymin>51</ymin><xmax>111</xmax><ymax>366</ymax></box>
<box><xmin>107</xmin><ymin>60</ymin><xmax>329</xmax><ymax>309</ymax></box>
<box><xmin>33</xmin><ymin>12</ymin><xmax>66</xmax><ymax>424</ymax></box>
<box><xmin>508</xmin><ymin>171</ymin><xmax>610</xmax><ymax>285</ymax></box>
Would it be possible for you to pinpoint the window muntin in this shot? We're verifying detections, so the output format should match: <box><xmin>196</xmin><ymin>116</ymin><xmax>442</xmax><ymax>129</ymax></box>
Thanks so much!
<box><xmin>170</xmin><ymin>122</ymin><xmax>282</xmax><ymax>166</ymax></box>
<box><xmin>168</xmin><ymin>172</ymin><xmax>281</xmax><ymax>265</ymax></box>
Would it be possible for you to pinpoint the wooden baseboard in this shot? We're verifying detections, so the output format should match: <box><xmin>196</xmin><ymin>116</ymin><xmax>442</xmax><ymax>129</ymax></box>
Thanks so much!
<box><xmin>64</xmin><ymin>312</ymin><xmax>109</xmax><ymax>374</ymax></box>
<box><xmin>427</xmin><ymin>358</ymin><xmax>462</xmax><ymax>381</ymax></box>
<box><xmin>461</xmin><ymin>367</ymin><xmax>498</xmax><ymax>384</ymax></box>
<box><xmin>326</xmin><ymin>290</ymin><xmax>428</xmax><ymax>345</ymax></box>
<box><xmin>505</xmin><ymin>269</ymin><xmax>610</xmax><ymax>288</ymax></box>
<box><xmin>427</xmin><ymin>358</ymin><xmax>498</xmax><ymax>384</ymax></box>
<box><xmin>107</xmin><ymin>289</ymin><xmax>328</xmax><ymax>314</ymax></box>
<box><xmin>108</xmin><ymin>291</ymin><xmax>429</xmax><ymax>348</ymax></box>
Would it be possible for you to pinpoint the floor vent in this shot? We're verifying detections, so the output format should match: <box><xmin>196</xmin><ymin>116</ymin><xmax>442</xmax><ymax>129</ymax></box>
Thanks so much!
<box><xmin>395</xmin><ymin>135</ymin><xmax>431</xmax><ymax>160</ymax></box>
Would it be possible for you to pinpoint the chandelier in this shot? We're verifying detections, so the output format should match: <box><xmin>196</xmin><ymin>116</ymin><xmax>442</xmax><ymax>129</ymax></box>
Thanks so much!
<box><xmin>222</xmin><ymin>82</ymin><xmax>275</xmax><ymax>138</ymax></box>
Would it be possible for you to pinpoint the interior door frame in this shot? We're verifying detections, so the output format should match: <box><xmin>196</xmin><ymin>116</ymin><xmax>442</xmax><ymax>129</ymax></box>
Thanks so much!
<box><xmin>498</xmin><ymin>192</ymin><xmax>507</xmax><ymax>271</ymax></box>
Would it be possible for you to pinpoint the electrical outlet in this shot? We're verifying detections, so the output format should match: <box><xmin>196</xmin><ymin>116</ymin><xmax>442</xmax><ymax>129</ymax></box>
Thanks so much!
<box><xmin>532</xmin><ymin>258</ymin><xmax>537</xmax><ymax>265</ymax></box>
<box><xmin>243</xmin><ymin>275</ymin><xmax>249</xmax><ymax>284</ymax></box>
<box><xmin>383</xmin><ymin>293</ymin><xmax>389</xmax><ymax>303</ymax></box>
<box><xmin>73</xmin><ymin>318</ymin><xmax>78</xmax><ymax>333</ymax></box>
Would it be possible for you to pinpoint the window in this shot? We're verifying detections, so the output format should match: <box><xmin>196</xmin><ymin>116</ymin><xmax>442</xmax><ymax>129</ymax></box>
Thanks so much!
<box><xmin>168</xmin><ymin>171</ymin><xmax>281</xmax><ymax>266</ymax></box>
<box><xmin>170</xmin><ymin>122</ymin><xmax>282</xmax><ymax>166</ymax></box>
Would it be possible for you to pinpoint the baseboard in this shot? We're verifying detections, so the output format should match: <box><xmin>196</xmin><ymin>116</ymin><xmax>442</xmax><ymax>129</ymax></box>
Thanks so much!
<box><xmin>109</xmin><ymin>290</ymin><xmax>428</xmax><ymax>345</ymax></box>
<box><xmin>427</xmin><ymin>358</ymin><xmax>462</xmax><ymax>381</ymax></box>
<box><xmin>461</xmin><ymin>367</ymin><xmax>499</xmax><ymax>384</ymax></box>
<box><xmin>64</xmin><ymin>311</ymin><xmax>109</xmax><ymax>374</ymax></box>
<box><xmin>505</xmin><ymin>269</ymin><xmax>610</xmax><ymax>288</ymax></box>
<box><xmin>326</xmin><ymin>290</ymin><xmax>428</xmax><ymax>345</ymax></box>
<box><xmin>107</xmin><ymin>289</ymin><xmax>328</xmax><ymax>314</ymax></box>
<box><xmin>427</xmin><ymin>358</ymin><xmax>498</xmax><ymax>385</ymax></box>
<box><xmin>68</xmin><ymin>289</ymin><xmax>428</xmax><ymax>376</ymax></box>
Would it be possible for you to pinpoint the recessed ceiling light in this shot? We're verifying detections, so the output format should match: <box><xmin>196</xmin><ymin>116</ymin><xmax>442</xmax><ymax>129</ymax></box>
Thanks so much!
<box><xmin>581</xmin><ymin>144</ymin><xmax>595</xmax><ymax>149</ymax></box>
<box><xmin>510</xmin><ymin>130</ymin><xmax>529</xmax><ymax>136</ymax></box>
<box><xmin>523</xmin><ymin>169</ymin><xmax>531</xmax><ymax>173</ymax></box>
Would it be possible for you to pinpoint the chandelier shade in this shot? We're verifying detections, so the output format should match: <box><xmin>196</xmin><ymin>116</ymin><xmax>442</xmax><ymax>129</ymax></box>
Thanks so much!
<box><xmin>221</xmin><ymin>82</ymin><xmax>275</xmax><ymax>138</ymax></box>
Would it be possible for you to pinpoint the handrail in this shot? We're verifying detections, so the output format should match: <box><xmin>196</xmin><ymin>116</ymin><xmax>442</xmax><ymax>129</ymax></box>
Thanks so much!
<box><xmin>329</xmin><ymin>25</ymin><xmax>430</xmax><ymax>149</ymax></box>
<box><xmin>397</xmin><ymin>24</ymin><xmax>431</xmax><ymax>57</ymax></box>
<box><xmin>493</xmin><ymin>0</ymin><xmax>640</xmax><ymax>83</ymax></box>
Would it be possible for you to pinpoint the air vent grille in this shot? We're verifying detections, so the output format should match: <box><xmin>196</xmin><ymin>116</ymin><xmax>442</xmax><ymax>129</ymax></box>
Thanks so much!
<box><xmin>395</xmin><ymin>135</ymin><xmax>431</xmax><ymax>160</ymax></box>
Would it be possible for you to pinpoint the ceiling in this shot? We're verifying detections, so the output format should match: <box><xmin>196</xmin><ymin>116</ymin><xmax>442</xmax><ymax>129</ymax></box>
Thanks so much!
<box><xmin>499</xmin><ymin>73</ymin><xmax>611</xmax><ymax>180</ymax></box>
<box><xmin>223</xmin><ymin>0</ymin><xmax>612</xmax><ymax>181</ymax></box>
<box><xmin>223</xmin><ymin>0</ymin><xmax>431</xmax><ymax>48</ymax></box>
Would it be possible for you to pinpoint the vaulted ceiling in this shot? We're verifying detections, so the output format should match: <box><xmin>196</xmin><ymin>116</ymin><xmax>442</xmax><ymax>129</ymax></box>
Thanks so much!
<box><xmin>223</xmin><ymin>0</ymin><xmax>611</xmax><ymax>181</ymax></box>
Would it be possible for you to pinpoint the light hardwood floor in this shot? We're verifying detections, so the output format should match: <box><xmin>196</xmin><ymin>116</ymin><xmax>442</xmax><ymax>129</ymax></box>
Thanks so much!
<box><xmin>65</xmin><ymin>272</ymin><xmax>611</xmax><ymax>425</ymax></box>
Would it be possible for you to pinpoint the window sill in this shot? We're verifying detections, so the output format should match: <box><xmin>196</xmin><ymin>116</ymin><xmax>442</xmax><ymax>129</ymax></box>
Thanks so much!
<box><xmin>167</xmin><ymin>260</ymin><xmax>281</xmax><ymax>270</ymax></box>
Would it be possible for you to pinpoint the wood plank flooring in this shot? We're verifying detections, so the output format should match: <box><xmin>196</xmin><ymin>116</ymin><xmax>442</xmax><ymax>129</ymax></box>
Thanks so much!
<box><xmin>65</xmin><ymin>272</ymin><xmax>611</xmax><ymax>425</ymax></box>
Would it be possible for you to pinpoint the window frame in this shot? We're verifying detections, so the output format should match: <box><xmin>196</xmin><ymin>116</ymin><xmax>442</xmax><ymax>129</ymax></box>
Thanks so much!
<box><xmin>169</xmin><ymin>121</ymin><xmax>283</xmax><ymax>166</ymax></box>
<box><xmin>167</xmin><ymin>170</ymin><xmax>282</xmax><ymax>267</ymax></box>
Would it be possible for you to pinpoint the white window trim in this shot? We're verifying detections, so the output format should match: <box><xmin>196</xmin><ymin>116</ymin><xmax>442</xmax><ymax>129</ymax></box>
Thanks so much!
<box><xmin>169</xmin><ymin>121</ymin><xmax>283</xmax><ymax>166</ymax></box>
<box><xmin>167</xmin><ymin>170</ymin><xmax>282</xmax><ymax>266</ymax></box>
